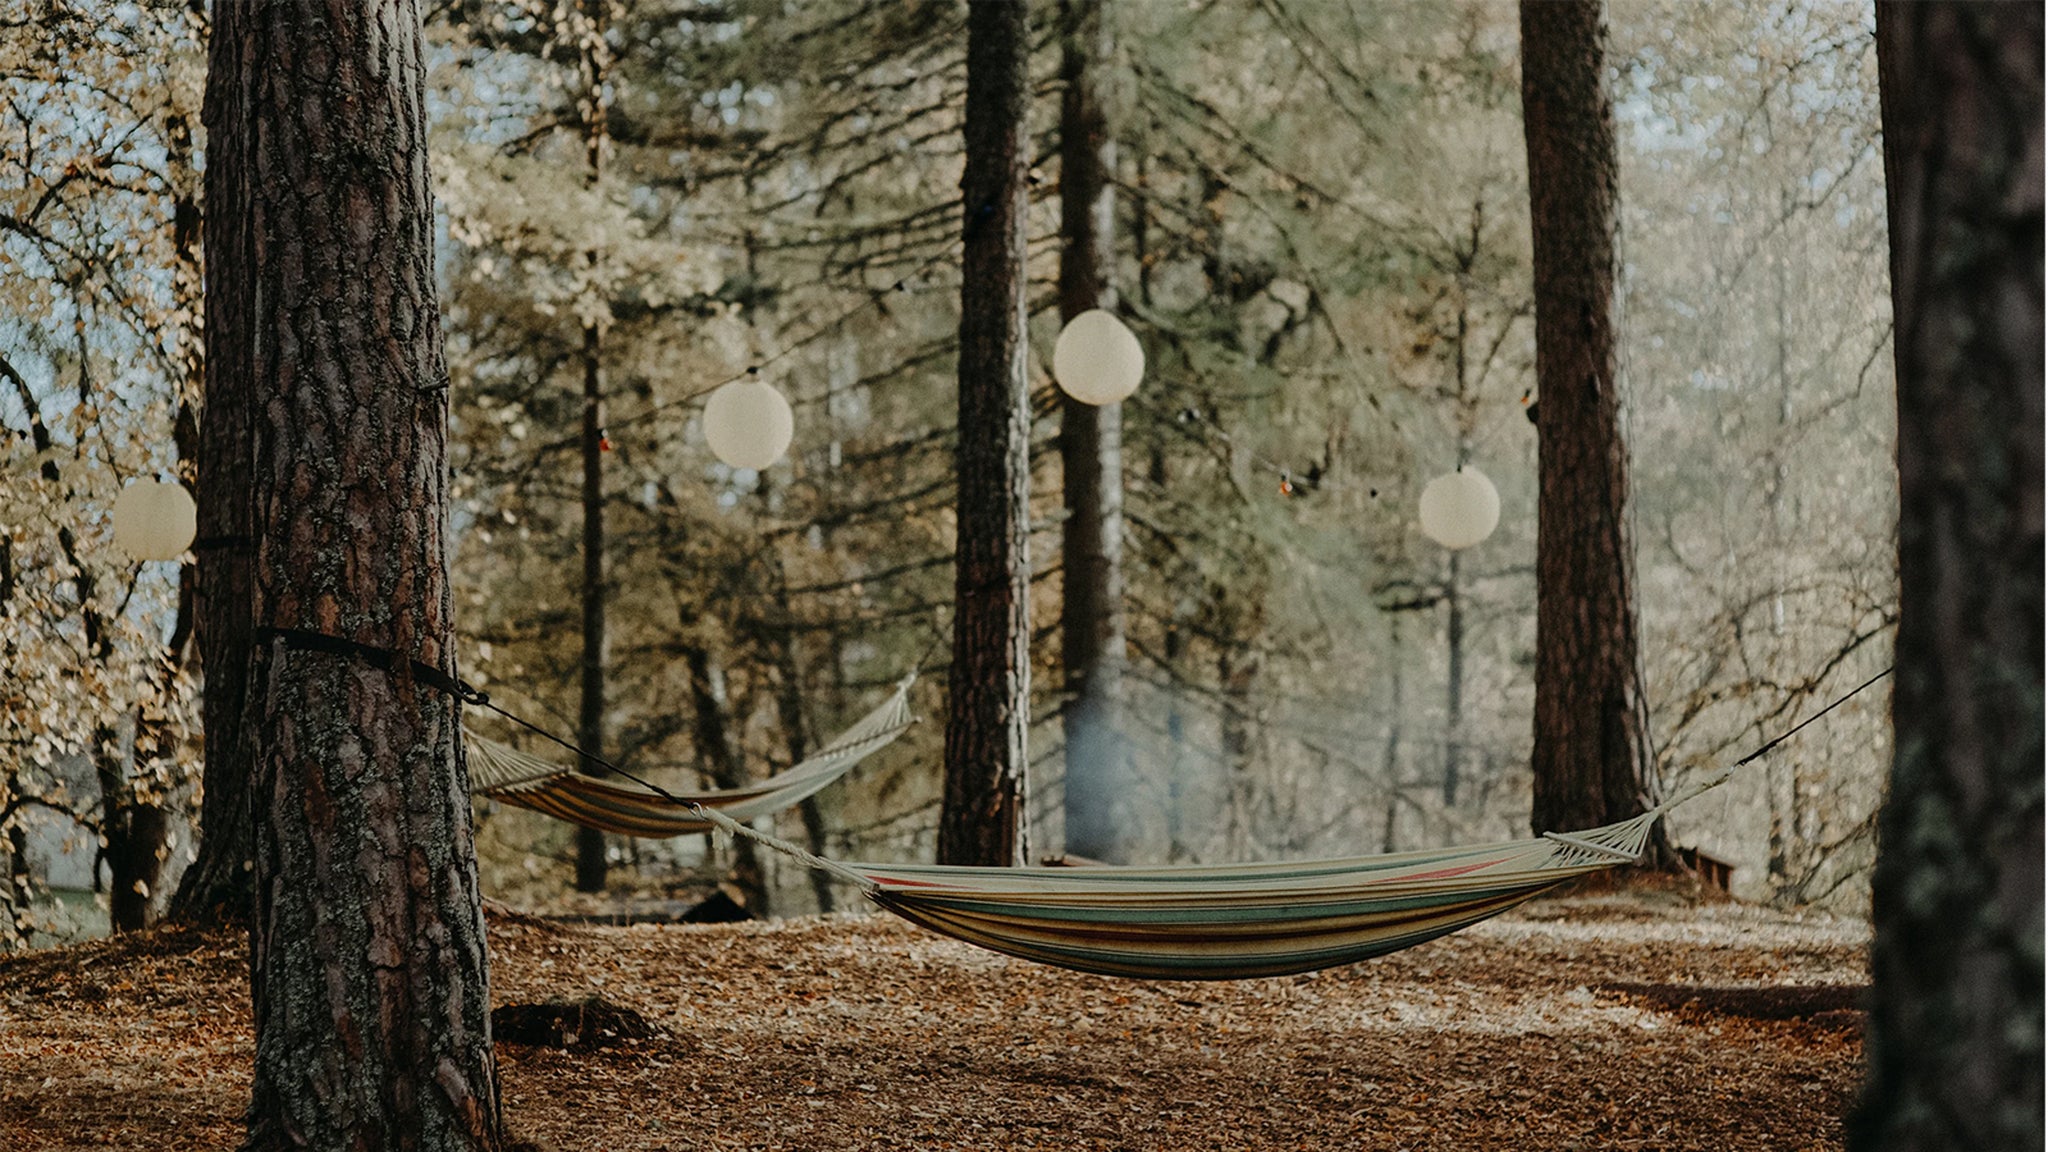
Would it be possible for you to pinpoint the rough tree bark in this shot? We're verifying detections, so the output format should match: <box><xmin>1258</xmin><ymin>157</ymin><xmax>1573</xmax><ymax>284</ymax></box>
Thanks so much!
<box><xmin>209</xmin><ymin>1</ymin><xmax>503</xmax><ymax>1146</ymax></box>
<box><xmin>574</xmin><ymin>0</ymin><xmax>613</xmax><ymax>895</ymax></box>
<box><xmin>1056</xmin><ymin>0</ymin><xmax>1131</xmax><ymax>864</ymax></box>
<box><xmin>939</xmin><ymin>0</ymin><xmax>1032</xmax><ymax>868</ymax></box>
<box><xmin>1518</xmin><ymin>0</ymin><xmax>1663</xmax><ymax>851</ymax></box>
<box><xmin>170</xmin><ymin>43</ymin><xmax>258</xmax><ymax>929</ymax></box>
<box><xmin>1852</xmin><ymin>6</ymin><xmax>2044</xmax><ymax>1150</ymax></box>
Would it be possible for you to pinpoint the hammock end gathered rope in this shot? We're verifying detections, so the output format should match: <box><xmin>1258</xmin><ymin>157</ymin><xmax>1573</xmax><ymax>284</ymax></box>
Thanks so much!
<box><xmin>685</xmin><ymin>801</ymin><xmax>882</xmax><ymax>895</ymax></box>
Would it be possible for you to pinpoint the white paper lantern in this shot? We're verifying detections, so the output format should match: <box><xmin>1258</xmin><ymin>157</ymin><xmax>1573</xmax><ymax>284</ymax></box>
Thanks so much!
<box><xmin>1052</xmin><ymin>309</ymin><xmax>1145</xmax><ymax>406</ymax></box>
<box><xmin>703</xmin><ymin>378</ymin><xmax>794</xmax><ymax>471</ymax></box>
<box><xmin>110</xmin><ymin>479</ymin><xmax>197</xmax><ymax>561</ymax></box>
<box><xmin>1418</xmin><ymin>467</ymin><xmax>1501</xmax><ymax>551</ymax></box>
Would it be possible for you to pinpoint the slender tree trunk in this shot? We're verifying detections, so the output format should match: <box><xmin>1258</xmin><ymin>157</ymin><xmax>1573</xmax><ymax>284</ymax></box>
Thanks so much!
<box><xmin>1853</xmin><ymin>6</ymin><xmax>2043</xmax><ymax>1150</ymax></box>
<box><xmin>1382</xmin><ymin>613</ymin><xmax>1406</xmax><ymax>853</ymax></box>
<box><xmin>759</xmin><ymin>596</ymin><xmax>837</xmax><ymax>913</ymax></box>
<box><xmin>209</xmin><ymin>2</ymin><xmax>502</xmax><ymax>1145</ymax></box>
<box><xmin>575</xmin><ymin>316</ymin><xmax>610</xmax><ymax>893</ymax></box>
<box><xmin>574</xmin><ymin>0</ymin><xmax>613</xmax><ymax>894</ymax></box>
<box><xmin>171</xmin><ymin>41</ymin><xmax>258</xmax><ymax>930</ymax></box>
<box><xmin>1162</xmin><ymin>612</ymin><xmax>1190</xmax><ymax>862</ymax></box>
<box><xmin>939</xmin><ymin>0</ymin><xmax>1032</xmax><ymax>868</ymax></box>
<box><xmin>1056</xmin><ymin>0</ymin><xmax>1129</xmax><ymax>864</ymax></box>
<box><xmin>96</xmin><ymin>726</ymin><xmax>168</xmax><ymax>935</ymax></box>
<box><xmin>682</xmin><ymin>645</ymin><xmax>766</xmax><ymax>912</ymax></box>
<box><xmin>1214</xmin><ymin>575</ymin><xmax>1266</xmax><ymax>859</ymax></box>
<box><xmin>1442</xmin><ymin>550</ymin><xmax>1464</xmax><ymax>807</ymax></box>
<box><xmin>126</xmin><ymin>105</ymin><xmax>204</xmax><ymax>933</ymax></box>
<box><xmin>1519</xmin><ymin>0</ymin><xmax>1662</xmax><ymax>850</ymax></box>
<box><xmin>1444</xmin><ymin>303</ymin><xmax>1473</xmax><ymax>810</ymax></box>
<box><xmin>4</xmin><ymin>822</ymin><xmax>29</xmax><ymax>948</ymax></box>
<box><xmin>1217</xmin><ymin>643</ymin><xmax>1260</xmax><ymax>859</ymax></box>
<box><xmin>0</xmin><ymin>459</ymin><xmax>17</xmax><ymax>947</ymax></box>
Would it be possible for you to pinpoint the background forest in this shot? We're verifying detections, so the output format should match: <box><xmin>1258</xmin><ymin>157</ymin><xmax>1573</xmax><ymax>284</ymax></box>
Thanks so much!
<box><xmin>0</xmin><ymin>0</ymin><xmax>1893</xmax><ymax>942</ymax></box>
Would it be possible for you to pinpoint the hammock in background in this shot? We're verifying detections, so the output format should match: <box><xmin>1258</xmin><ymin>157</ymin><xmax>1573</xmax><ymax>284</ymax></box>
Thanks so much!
<box><xmin>692</xmin><ymin>768</ymin><xmax>1731</xmax><ymax>981</ymax></box>
<box><xmin>683</xmin><ymin>668</ymin><xmax>1887</xmax><ymax>980</ymax></box>
<box><xmin>467</xmin><ymin>673</ymin><xmax>916</xmax><ymax>838</ymax></box>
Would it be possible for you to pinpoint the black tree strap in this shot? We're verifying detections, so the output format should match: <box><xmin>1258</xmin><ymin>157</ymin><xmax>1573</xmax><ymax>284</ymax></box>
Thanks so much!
<box><xmin>252</xmin><ymin>625</ymin><xmax>687</xmax><ymax>804</ymax></box>
<box><xmin>254</xmin><ymin>625</ymin><xmax>479</xmax><ymax>703</ymax></box>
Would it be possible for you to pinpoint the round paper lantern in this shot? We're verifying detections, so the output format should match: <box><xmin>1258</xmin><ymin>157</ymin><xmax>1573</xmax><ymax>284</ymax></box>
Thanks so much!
<box><xmin>1418</xmin><ymin>467</ymin><xmax>1500</xmax><ymax>551</ymax></box>
<box><xmin>703</xmin><ymin>378</ymin><xmax>794</xmax><ymax>471</ymax></box>
<box><xmin>1052</xmin><ymin>309</ymin><xmax>1145</xmax><ymax>405</ymax></box>
<box><xmin>110</xmin><ymin>479</ymin><xmax>197</xmax><ymax>561</ymax></box>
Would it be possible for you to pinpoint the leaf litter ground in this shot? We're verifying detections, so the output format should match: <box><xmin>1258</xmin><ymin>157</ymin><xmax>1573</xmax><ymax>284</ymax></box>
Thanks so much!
<box><xmin>1</xmin><ymin>878</ymin><xmax>1867</xmax><ymax>1150</ymax></box>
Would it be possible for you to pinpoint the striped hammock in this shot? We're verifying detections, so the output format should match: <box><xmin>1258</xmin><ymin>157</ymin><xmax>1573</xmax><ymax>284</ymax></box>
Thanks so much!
<box><xmin>694</xmin><ymin>769</ymin><xmax>1730</xmax><ymax>981</ymax></box>
<box><xmin>466</xmin><ymin>674</ymin><xmax>916</xmax><ymax>837</ymax></box>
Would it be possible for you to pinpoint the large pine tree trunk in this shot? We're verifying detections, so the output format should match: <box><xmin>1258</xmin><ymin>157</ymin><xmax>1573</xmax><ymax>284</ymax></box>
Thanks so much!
<box><xmin>939</xmin><ymin>0</ymin><xmax>1032</xmax><ymax>868</ymax></box>
<box><xmin>1519</xmin><ymin>0</ymin><xmax>1661</xmax><ymax>847</ymax></box>
<box><xmin>209</xmin><ymin>3</ymin><xmax>503</xmax><ymax>1146</ymax></box>
<box><xmin>1056</xmin><ymin>0</ymin><xmax>1131</xmax><ymax>864</ymax></box>
<box><xmin>1853</xmin><ymin>7</ymin><xmax>2044</xmax><ymax>1150</ymax></box>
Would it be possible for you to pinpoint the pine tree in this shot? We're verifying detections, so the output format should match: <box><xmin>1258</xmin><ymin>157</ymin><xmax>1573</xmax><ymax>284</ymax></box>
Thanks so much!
<box><xmin>1853</xmin><ymin>5</ymin><xmax>2044</xmax><ymax>1148</ymax></box>
<box><xmin>939</xmin><ymin>0</ymin><xmax>1033</xmax><ymax>867</ymax></box>
<box><xmin>208</xmin><ymin>1</ymin><xmax>503</xmax><ymax>1143</ymax></box>
<box><xmin>1519</xmin><ymin>0</ymin><xmax>1661</xmax><ymax>850</ymax></box>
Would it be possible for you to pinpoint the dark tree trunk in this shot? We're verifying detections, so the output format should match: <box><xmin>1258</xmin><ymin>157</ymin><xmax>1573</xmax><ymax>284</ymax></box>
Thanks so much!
<box><xmin>126</xmin><ymin>106</ymin><xmax>203</xmax><ymax>934</ymax></box>
<box><xmin>1442</xmin><ymin>550</ymin><xmax>1464</xmax><ymax>807</ymax></box>
<box><xmin>1519</xmin><ymin>0</ymin><xmax>1661</xmax><ymax>850</ymax></box>
<box><xmin>682</xmin><ymin>645</ymin><xmax>766</xmax><ymax>911</ymax></box>
<box><xmin>729</xmin><ymin>506</ymin><xmax>836</xmax><ymax>910</ymax></box>
<box><xmin>761</xmin><ymin>598</ymin><xmax>837</xmax><ymax>913</ymax></box>
<box><xmin>1852</xmin><ymin>6</ymin><xmax>2044</xmax><ymax>1150</ymax></box>
<box><xmin>1161</xmin><ymin>599</ymin><xmax>1191</xmax><ymax>863</ymax></box>
<box><xmin>4</xmin><ymin>823</ymin><xmax>29</xmax><ymax>947</ymax></box>
<box><xmin>209</xmin><ymin>2</ymin><xmax>503</xmax><ymax>1146</ymax></box>
<box><xmin>1382</xmin><ymin>613</ymin><xmax>1406</xmax><ymax>853</ymax></box>
<box><xmin>575</xmin><ymin>318</ymin><xmax>610</xmax><ymax>893</ymax></box>
<box><xmin>574</xmin><ymin>0</ymin><xmax>612</xmax><ymax>895</ymax></box>
<box><xmin>939</xmin><ymin>0</ymin><xmax>1033</xmax><ymax>868</ymax></box>
<box><xmin>171</xmin><ymin>38</ymin><xmax>257</xmax><ymax>930</ymax></box>
<box><xmin>1214</xmin><ymin>579</ymin><xmax>1266</xmax><ymax>859</ymax></box>
<box><xmin>1056</xmin><ymin>0</ymin><xmax>1131</xmax><ymax>864</ymax></box>
<box><xmin>96</xmin><ymin>726</ymin><xmax>168</xmax><ymax>935</ymax></box>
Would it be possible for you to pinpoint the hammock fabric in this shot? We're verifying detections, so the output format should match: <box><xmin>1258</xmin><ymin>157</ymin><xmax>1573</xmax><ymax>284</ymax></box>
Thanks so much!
<box><xmin>467</xmin><ymin>674</ymin><xmax>916</xmax><ymax>837</ymax></box>
<box><xmin>695</xmin><ymin>770</ymin><xmax>1728</xmax><ymax>982</ymax></box>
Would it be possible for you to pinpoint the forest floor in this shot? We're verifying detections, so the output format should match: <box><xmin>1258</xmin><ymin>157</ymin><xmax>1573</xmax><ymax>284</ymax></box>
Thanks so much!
<box><xmin>1</xmin><ymin>877</ymin><xmax>1868</xmax><ymax>1151</ymax></box>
